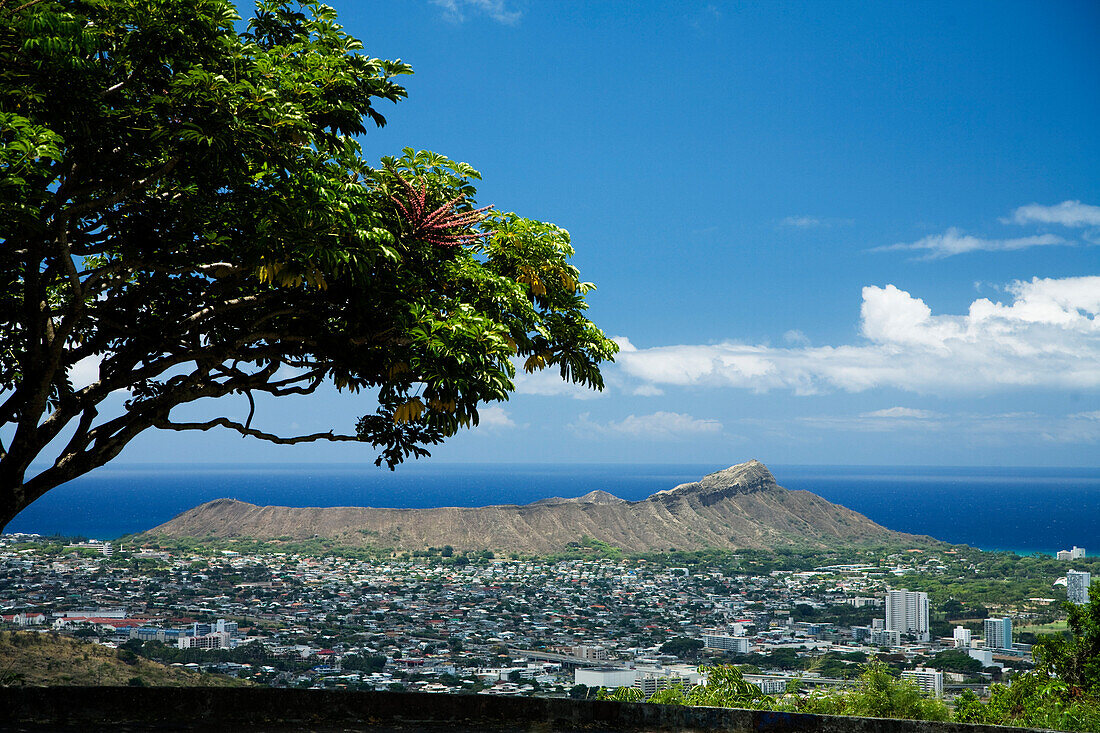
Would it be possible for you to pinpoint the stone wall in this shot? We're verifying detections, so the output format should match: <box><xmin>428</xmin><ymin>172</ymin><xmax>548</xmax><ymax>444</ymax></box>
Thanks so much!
<box><xmin>0</xmin><ymin>688</ymin><xmax>1047</xmax><ymax>732</ymax></box>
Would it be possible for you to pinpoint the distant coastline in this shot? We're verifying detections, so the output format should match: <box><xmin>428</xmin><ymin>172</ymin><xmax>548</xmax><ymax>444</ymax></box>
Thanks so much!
<box><xmin>7</xmin><ymin>463</ymin><xmax>1099</xmax><ymax>555</ymax></box>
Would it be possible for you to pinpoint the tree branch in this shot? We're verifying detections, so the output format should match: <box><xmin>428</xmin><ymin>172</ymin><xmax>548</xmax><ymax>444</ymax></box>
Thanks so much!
<box><xmin>243</xmin><ymin>389</ymin><xmax>256</xmax><ymax>430</ymax></box>
<box><xmin>76</xmin><ymin>260</ymin><xmax>249</xmax><ymax>299</ymax></box>
<box><xmin>58</xmin><ymin>403</ymin><xmax>98</xmax><ymax>463</ymax></box>
<box><xmin>10</xmin><ymin>0</ymin><xmax>48</xmax><ymax>13</ymax></box>
<box><xmin>184</xmin><ymin>294</ymin><xmax>271</xmax><ymax>324</ymax></box>
<box><xmin>99</xmin><ymin>70</ymin><xmax>137</xmax><ymax>98</ymax></box>
<box><xmin>256</xmin><ymin>378</ymin><xmax>324</xmax><ymax>398</ymax></box>
<box><xmin>264</xmin><ymin>369</ymin><xmax>324</xmax><ymax>389</ymax></box>
<box><xmin>154</xmin><ymin>417</ymin><xmax>362</xmax><ymax>445</ymax></box>
<box><xmin>63</xmin><ymin>156</ymin><xmax>181</xmax><ymax>216</ymax></box>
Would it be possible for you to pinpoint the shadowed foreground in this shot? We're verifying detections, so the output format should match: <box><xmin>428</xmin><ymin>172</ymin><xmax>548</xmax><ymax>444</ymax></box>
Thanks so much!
<box><xmin>0</xmin><ymin>687</ymin><xmax>1050</xmax><ymax>733</ymax></box>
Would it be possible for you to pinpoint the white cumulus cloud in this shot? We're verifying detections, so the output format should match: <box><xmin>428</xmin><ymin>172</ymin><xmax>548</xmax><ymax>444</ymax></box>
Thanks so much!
<box><xmin>615</xmin><ymin>276</ymin><xmax>1100</xmax><ymax>395</ymax></box>
<box><xmin>477</xmin><ymin>405</ymin><xmax>516</xmax><ymax>429</ymax></box>
<box><xmin>573</xmin><ymin>411</ymin><xmax>722</xmax><ymax>439</ymax></box>
<box><xmin>798</xmin><ymin>410</ymin><xmax>1100</xmax><ymax>444</ymax></box>
<box><xmin>1070</xmin><ymin>410</ymin><xmax>1100</xmax><ymax>421</ymax></box>
<box><xmin>784</xmin><ymin>330</ymin><xmax>811</xmax><ymax>346</ymax></box>
<box><xmin>872</xmin><ymin>227</ymin><xmax>1066</xmax><ymax>259</ymax></box>
<box><xmin>861</xmin><ymin>407</ymin><xmax>939</xmax><ymax>419</ymax></box>
<box><xmin>781</xmin><ymin>216</ymin><xmax>822</xmax><ymax>228</ymax></box>
<box><xmin>431</xmin><ymin>0</ymin><xmax>521</xmax><ymax>24</ymax></box>
<box><xmin>1008</xmin><ymin>200</ymin><xmax>1100</xmax><ymax>228</ymax></box>
<box><xmin>780</xmin><ymin>216</ymin><xmax>853</xmax><ymax>228</ymax></box>
<box><xmin>611</xmin><ymin>336</ymin><xmax>637</xmax><ymax>352</ymax></box>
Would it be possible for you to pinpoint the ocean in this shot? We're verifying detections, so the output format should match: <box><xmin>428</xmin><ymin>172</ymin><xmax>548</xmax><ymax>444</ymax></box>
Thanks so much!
<box><xmin>5</xmin><ymin>463</ymin><xmax>1098</xmax><ymax>555</ymax></box>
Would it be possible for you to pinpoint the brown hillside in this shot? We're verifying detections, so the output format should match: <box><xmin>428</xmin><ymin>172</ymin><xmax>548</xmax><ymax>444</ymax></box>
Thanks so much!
<box><xmin>141</xmin><ymin>460</ymin><xmax>932</xmax><ymax>554</ymax></box>
<box><xmin>0</xmin><ymin>632</ymin><xmax>249</xmax><ymax>687</ymax></box>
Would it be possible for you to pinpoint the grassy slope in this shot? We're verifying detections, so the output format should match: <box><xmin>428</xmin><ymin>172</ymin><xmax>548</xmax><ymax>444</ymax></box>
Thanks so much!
<box><xmin>0</xmin><ymin>631</ymin><xmax>250</xmax><ymax>687</ymax></box>
<box><xmin>1015</xmin><ymin>620</ymin><xmax>1071</xmax><ymax>635</ymax></box>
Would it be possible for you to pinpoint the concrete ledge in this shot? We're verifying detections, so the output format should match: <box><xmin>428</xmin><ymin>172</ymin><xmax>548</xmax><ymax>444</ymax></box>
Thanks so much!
<box><xmin>0</xmin><ymin>687</ymin><xmax>1049</xmax><ymax>732</ymax></box>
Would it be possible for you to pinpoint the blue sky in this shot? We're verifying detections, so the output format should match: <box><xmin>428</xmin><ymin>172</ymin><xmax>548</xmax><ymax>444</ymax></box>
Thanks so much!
<box><xmin>119</xmin><ymin>1</ymin><xmax>1100</xmax><ymax>466</ymax></box>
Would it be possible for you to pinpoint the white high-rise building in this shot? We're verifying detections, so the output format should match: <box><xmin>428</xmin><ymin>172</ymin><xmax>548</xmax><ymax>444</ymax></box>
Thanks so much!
<box><xmin>983</xmin><ymin>617</ymin><xmax>1012</xmax><ymax>651</ymax></box>
<box><xmin>885</xmin><ymin>589</ymin><xmax>929</xmax><ymax>641</ymax></box>
<box><xmin>953</xmin><ymin>626</ymin><xmax>972</xmax><ymax>648</ymax></box>
<box><xmin>1067</xmin><ymin>570</ymin><xmax>1091</xmax><ymax>605</ymax></box>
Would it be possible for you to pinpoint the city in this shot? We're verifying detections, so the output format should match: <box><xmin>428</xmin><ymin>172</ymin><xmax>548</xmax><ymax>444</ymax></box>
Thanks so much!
<box><xmin>1</xmin><ymin>0</ymin><xmax>1097</xmax><ymax>730</ymax></box>
<box><xmin>1</xmin><ymin>533</ymin><xmax>1091</xmax><ymax>702</ymax></box>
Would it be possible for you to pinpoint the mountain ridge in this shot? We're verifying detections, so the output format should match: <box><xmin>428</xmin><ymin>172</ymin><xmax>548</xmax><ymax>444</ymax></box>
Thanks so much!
<box><xmin>140</xmin><ymin>460</ymin><xmax>934</xmax><ymax>553</ymax></box>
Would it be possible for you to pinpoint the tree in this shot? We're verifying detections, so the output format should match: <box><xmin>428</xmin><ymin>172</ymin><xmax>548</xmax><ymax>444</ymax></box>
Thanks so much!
<box><xmin>568</xmin><ymin>683</ymin><xmax>591</xmax><ymax>700</ymax></box>
<box><xmin>340</xmin><ymin>653</ymin><xmax>386</xmax><ymax>673</ymax></box>
<box><xmin>833</xmin><ymin>661</ymin><xmax>949</xmax><ymax>722</ymax></box>
<box><xmin>947</xmin><ymin>588</ymin><xmax>1100</xmax><ymax>732</ymax></box>
<box><xmin>0</xmin><ymin>0</ymin><xmax>616</xmax><ymax>529</ymax></box>
<box><xmin>927</xmin><ymin>649</ymin><xmax>983</xmax><ymax>675</ymax></box>
<box><xmin>950</xmin><ymin>688</ymin><xmax>987</xmax><ymax>725</ymax></box>
<box><xmin>659</xmin><ymin>637</ymin><xmax>705</xmax><ymax>659</ymax></box>
<box><xmin>1035</xmin><ymin>580</ymin><xmax>1100</xmax><ymax>696</ymax></box>
<box><xmin>599</xmin><ymin>665</ymin><xmax>771</xmax><ymax>708</ymax></box>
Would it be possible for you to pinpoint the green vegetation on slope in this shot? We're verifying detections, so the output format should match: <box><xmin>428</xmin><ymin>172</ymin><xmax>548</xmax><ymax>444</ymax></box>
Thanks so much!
<box><xmin>597</xmin><ymin>581</ymin><xmax>1100</xmax><ymax>732</ymax></box>
<box><xmin>0</xmin><ymin>632</ymin><xmax>250</xmax><ymax>687</ymax></box>
<box><xmin>599</xmin><ymin>662</ymin><xmax>951</xmax><ymax>721</ymax></box>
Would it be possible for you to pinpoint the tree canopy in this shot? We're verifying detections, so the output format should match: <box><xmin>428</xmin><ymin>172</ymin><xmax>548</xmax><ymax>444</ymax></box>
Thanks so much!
<box><xmin>0</xmin><ymin>0</ymin><xmax>616</xmax><ymax>529</ymax></box>
<box><xmin>659</xmin><ymin>637</ymin><xmax>705</xmax><ymax>659</ymax></box>
<box><xmin>1035</xmin><ymin>580</ymin><xmax>1100</xmax><ymax>697</ymax></box>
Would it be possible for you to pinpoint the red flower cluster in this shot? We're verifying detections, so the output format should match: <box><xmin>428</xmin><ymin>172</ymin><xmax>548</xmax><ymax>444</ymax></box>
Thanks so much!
<box><xmin>389</xmin><ymin>173</ymin><xmax>491</xmax><ymax>247</ymax></box>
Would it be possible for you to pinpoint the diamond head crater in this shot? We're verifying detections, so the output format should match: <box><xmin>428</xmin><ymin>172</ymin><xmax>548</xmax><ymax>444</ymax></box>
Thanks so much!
<box><xmin>137</xmin><ymin>460</ymin><xmax>932</xmax><ymax>554</ymax></box>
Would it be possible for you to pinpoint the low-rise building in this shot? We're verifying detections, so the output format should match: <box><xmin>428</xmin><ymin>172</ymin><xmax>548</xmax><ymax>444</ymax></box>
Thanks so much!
<box><xmin>746</xmin><ymin>676</ymin><xmax>788</xmax><ymax>694</ymax></box>
<box><xmin>575</xmin><ymin>667</ymin><xmax>636</xmax><ymax>689</ymax></box>
<box><xmin>702</xmin><ymin>632</ymin><xmax>751</xmax><ymax>653</ymax></box>
<box><xmin>870</xmin><ymin>628</ymin><xmax>900</xmax><ymax>647</ymax></box>
<box><xmin>952</xmin><ymin>626</ymin><xmax>971</xmax><ymax>648</ymax></box>
<box><xmin>178</xmin><ymin>631</ymin><xmax>232</xmax><ymax>650</ymax></box>
<box><xmin>571</xmin><ymin>645</ymin><xmax>607</xmax><ymax>660</ymax></box>
<box><xmin>967</xmin><ymin>648</ymin><xmax>994</xmax><ymax>667</ymax></box>
<box><xmin>901</xmin><ymin>667</ymin><xmax>943</xmax><ymax>698</ymax></box>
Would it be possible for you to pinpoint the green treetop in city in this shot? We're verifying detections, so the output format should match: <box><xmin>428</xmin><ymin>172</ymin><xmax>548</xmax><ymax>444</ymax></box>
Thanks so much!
<box><xmin>0</xmin><ymin>0</ymin><xmax>616</xmax><ymax>529</ymax></box>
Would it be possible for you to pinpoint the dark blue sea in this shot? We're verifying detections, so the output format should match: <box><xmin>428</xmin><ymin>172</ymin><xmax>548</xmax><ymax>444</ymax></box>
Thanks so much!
<box><xmin>6</xmin><ymin>463</ymin><xmax>1099</xmax><ymax>555</ymax></box>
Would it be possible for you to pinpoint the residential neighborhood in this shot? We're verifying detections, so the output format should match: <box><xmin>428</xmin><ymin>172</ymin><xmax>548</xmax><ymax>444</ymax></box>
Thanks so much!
<box><xmin>0</xmin><ymin>533</ymin><xmax>1060</xmax><ymax>700</ymax></box>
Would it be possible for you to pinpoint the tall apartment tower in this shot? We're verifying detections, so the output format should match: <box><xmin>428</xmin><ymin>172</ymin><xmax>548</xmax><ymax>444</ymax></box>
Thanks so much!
<box><xmin>1067</xmin><ymin>570</ymin><xmax>1091</xmax><ymax>605</ymax></box>
<box><xmin>885</xmin><ymin>589</ymin><xmax>929</xmax><ymax>641</ymax></box>
<box><xmin>983</xmin><ymin>617</ymin><xmax>1012</xmax><ymax>651</ymax></box>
